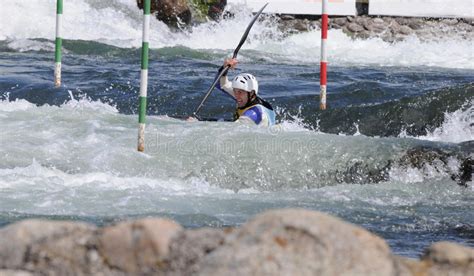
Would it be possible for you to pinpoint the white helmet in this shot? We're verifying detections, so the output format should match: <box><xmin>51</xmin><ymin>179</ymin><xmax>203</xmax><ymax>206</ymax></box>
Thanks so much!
<box><xmin>232</xmin><ymin>73</ymin><xmax>258</xmax><ymax>95</ymax></box>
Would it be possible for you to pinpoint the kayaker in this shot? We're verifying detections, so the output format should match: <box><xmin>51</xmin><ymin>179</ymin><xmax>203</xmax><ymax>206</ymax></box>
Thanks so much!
<box><xmin>216</xmin><ymin>58</ymin><xmax>276</xmax><ymax>126</ymax></box>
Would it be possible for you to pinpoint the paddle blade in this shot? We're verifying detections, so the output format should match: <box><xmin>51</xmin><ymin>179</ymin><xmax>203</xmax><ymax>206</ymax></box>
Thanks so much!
<box><xmin>232</xmin><ymin>3</ymin><xmax>268</xmax><ymax>58</ymax></box>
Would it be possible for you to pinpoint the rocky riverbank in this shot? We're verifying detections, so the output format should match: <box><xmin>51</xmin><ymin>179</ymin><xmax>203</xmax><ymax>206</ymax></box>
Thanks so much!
<box><xmin>136</xmin><ymin>0</ymin><xmax>473</xmax><ymax>42</ymax></box>
<box><xmin>1</xmin><ymin>209</ymin><xmax>473</xmax><ymax>275</ymax></box>
<box><xmin>276</xmin><ymin>15</ymin><xmax>474</xmax><ymax>42</ymax></box>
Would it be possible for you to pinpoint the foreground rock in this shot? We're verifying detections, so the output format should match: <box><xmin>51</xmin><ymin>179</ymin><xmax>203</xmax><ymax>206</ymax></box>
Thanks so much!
<box><xmin>1</xmin><ymin>209</ymin><xmax>473</xmax><ymax>275</ymax></box>
<box><xmin>396</xmin><ymin>242</ymin><xmax>474</xmax><ymax>276</ymax></box>
<box><xmin>197</xmin><ymin>209</ymin><xmax>395</xmax><ymax>275</ymax></box>
<box><xmin>0</xmin><ymin>218</ymin><xmax>182</xmax><ymax>275</ymax></box>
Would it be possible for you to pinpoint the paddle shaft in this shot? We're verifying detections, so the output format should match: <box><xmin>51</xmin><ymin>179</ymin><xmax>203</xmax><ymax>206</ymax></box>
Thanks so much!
<box><xmin>193</xmin><ymin>65</ymin><xmax>230</xmax><ymax>117</ymax></box>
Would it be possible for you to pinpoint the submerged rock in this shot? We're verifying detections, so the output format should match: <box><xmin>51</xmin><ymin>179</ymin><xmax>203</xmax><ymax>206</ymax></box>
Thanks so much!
<box><xmin>398</xmin><ymin>145</ymin><xmax>473</xmax><ymax>187</ymax></box>
<box><xmin>334</xmin><ymin>144</ymin><xmax>472</xmax><ymax>187</ymax></box>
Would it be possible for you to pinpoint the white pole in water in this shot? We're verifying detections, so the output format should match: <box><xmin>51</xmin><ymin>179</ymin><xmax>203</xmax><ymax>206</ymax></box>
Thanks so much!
<box><xmin>54</xmin><ymin>0</ymin><xmax>63</xmax><ymax>87</ymax></box>
<box><xmin>137</xmin><ymin>0</ymin><xmax>151</xmax><ymax>152</ymax></box>
<box><xmin>320</xmin><ymin>0</ymin><xmax>328</xmax><ymax>110</ymax></box>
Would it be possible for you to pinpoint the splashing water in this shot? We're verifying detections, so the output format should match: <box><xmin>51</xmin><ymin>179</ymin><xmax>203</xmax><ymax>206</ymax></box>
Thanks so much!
<box><xmin>1</xmin><ymin>0</ymin><xmax>474</xmax><ymax>258</ymax></box>
<box><xmin>1</xmin><ymin>0</ymin><xmax>473</xmax><ymax>69</ymax></box>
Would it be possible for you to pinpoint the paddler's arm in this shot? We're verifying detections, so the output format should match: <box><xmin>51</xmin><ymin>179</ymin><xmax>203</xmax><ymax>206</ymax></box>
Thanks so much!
<box><xmin>216</xmin><ymin>58</ymin><xmax>238</xmax><ymax>99</ymax></box>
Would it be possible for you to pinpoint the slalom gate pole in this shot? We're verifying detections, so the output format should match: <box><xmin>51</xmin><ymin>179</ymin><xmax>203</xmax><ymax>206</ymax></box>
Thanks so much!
<box><xmin>320</xmin><ymin>0</ymin><xmax>328</xmax><ymax>110</ymax></box>
<box><xmin>137</xmin><ymin>0</ymin><xmax>151</xmax><ymax>152</ymax></box>
<box><xmin>54</xmin><ymin>0</ymin><xmax>63</xmax><ymax>87</ymax></box>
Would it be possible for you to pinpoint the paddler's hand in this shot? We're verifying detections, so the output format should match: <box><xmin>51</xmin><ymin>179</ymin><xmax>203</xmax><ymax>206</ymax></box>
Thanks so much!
<box><xmin>186</xmin><ymin>116</ymin><xmax>198</xmax><ymax>122</ymax></box>
<box><xmin>224</xmin><ymin>58</ymin><xmax>238</xmax><ymax>69</ymax></box>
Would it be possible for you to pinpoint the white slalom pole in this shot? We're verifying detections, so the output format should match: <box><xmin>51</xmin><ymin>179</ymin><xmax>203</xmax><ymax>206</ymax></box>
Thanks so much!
<box><xmin>137</xmin><ymin>0</ymin><xmax>151</xmax><ymax>152</ymax></box>
<box><xmin>54</xmin><ymin>0</ymin><xmax>63</xmax><ymax>87</ymax></box>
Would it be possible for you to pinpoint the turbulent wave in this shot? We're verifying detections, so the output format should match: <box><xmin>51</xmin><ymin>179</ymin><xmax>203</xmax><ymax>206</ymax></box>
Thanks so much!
<box><xmin>1</xmin><ymin>0</ymin><xmax>473</xmax><ymax>69</ymax></box>
<box><xmin>1</xmin><ymin>97</ymin><xmax>472</xmax><ymax>255</ymax></box>
<box><xmin>402</xmin><ymin>99</ymin><xmax>474</xmax><ymax>143</ymax></box>
<box><xmin>279</xmin><ymin>83</ymin><xmax>474</xmax><ymax>138</ymax></box>
<box><xmin>0</xmin><ymin>97</ymin><xmax>470</xmax><ymax>191</ymax></box>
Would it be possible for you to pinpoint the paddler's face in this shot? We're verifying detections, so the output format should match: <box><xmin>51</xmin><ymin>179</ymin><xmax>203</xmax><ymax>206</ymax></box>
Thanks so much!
<box><xmin>234</xmin><ymin>89</ymin><xmax>250</xmax><ymax>108</ymax></box>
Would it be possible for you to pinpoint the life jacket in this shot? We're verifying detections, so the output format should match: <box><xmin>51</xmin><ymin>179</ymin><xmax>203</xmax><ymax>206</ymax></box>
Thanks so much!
<box><xmin>234</xmin><ymin>97</ymin><xmax>276</xmax><ymax>126</ymax></box>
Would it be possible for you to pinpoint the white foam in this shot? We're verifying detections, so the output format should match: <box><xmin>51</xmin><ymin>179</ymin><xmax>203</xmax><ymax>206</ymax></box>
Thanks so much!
<box><xmin>256</xmin><ymin>30</ymin><xmax>474</xmax><ymax>69</ymax></box>
<box><xmin>388</xmin><ymin>158</ymin><xmax>459</xmax><ymax>184</ymax></box>
<box><xmin>60</xmin><ymin>95</ymin><xmax>119</xmax><ymax>114</ymax></box>
<box><xmin>0</xmin><ymin>160</ymin><xmax>231</xmax><ymax>195</ymax></box>
<box><xmin>0</xmin><ymin>0</ymin><xmax>147</xmax><ymax>45</ymax></box>
<box><xmin>0</xmin><ymin>98</ymin><xmax>36</xmax><ymax>112</ymax></box>
<box><xmin>400</xmin><ymin>100</ymin><xmax>474</xmax><ymax>143</ymax></box>
<box><xmin>1</xmin><ymin>0</ymin><xmax>473</xmax><ymax>69</ymax></box>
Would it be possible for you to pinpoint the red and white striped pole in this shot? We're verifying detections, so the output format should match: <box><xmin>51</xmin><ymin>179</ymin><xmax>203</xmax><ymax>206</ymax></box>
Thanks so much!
<box><xmin>320</xmin><ymin>0</ymin><xmax>328</xmax><ymax>110</ymax></box>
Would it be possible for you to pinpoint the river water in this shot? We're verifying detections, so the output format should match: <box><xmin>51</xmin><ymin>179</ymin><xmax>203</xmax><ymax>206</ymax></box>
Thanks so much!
<box><xmin>1</xmin><ymin>0</ymin><xmax>473</xmax><ymax>258</ymax></box>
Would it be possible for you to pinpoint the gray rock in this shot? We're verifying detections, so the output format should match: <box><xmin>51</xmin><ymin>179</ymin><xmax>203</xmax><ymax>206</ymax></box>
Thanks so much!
<box><xmin>423</xmin><ymin>241</ymin><xmax>474</xmax><ymax>265</ymax></box>
<box><xmin>329</xmin><ymin>22</ymin><xmax>342</xmax><ymax>29</ymax></box>
<box><xmin>0</xmin><ymin>219</ymin><xmax>96</xmax><ymax>270</ymax></box>
<box><xmin>347</xmin><ymin>15</ymin><xmax>355</xmax><ymax>22</ymax></box>
<box><xmin>408</xmin><ymin>18</ymin><xmax>424</xmax><ymax>30</ymax></box>
<box><xmin>393</xmin><ymin>256</ymin><xmax>424</xmax><ymax>276</ymax></box>
<box><xmin>311</xmin><ymin>20</ymin><xmax>321</xmax><ymax>30</ymax></box>
<box><xmin>455</xmin><ymin>157</ymin><xmax>473</xmax><ymax>187</ymax></box>
<box><xmin>381</xmin><ymin>33</ymin><xmax>396</xmax><ymax>43</ymax></box>
<box><xmin>335</xmin><ymin>160</ymin><xmax>390</xmax><ymax>184</ymax></box>
<box><xmin>196</xmin><ymin>209</ymin><xmax>396</xmax><ymax>276</ymax></box>
<box><xmin>280</xmin><ymin>14</ymin><xmax>295</xmax><ymax>21</ymax></box>
<box><xmin>2</xmin><ymin>211</ymin><xmax>474</xmax><ymax>276</ymax></box>
<box><xmin>25</xmin><ymin>228</ymin><xmax>105</xmax><ymax>276</ymax></box>
<box><xmin>137</xmin><ymin>0</ymin><xmax>191</xmax><ymax>27</ymax></box>
<box><xmin>97</xmin><ymin>218</ymin><xmax>183</xmax><ymax>274</ymax></box>
<box><xmin>397</xmin><ymin>146</ymin><xmax>472</xmax><ymax>187</ymax></box>
<box><xmin>333</xmin><ymin>17</ymin><xmax>347</xmax><ymax>26</ymax></box>
<box><xmin>167</xmin><ymin>228</ymin><xmax>229</xmax><ymax>275</ymax></box>
<box><xmin>347</xmin><ymin>22</ymin><xmax>365</xmax><ymax>32</ymax></box>
<box><xmin>395</xmin><ymin>17</ymin><xmax>411</xmax><ymax>25</ymax></box>
<box><xmin>357</xmin><ymin>30</ymin><xmax>372</xmax><ymax>39</ymax></box>
<box><xmin>457</xmin><ymin>22</ymin><xmax>473</xmax><ymax>32</ymax></box>
<box><xmin>364</xmin><ymin>19</ymin><xmax>388</xmax><ymax>33</ymax></box>
<box><xmin>389</xmin><ymin>20</ymin><xmax>402</xmax><ymax>34</ymax></box>
<box><xmin>292</xmin><ymin>20</ymin><xmax>310</xmax><ymax>32</ymax></box>
<box><xmin>442</xmin><ymin>18</ymin><xmax>459</xmax><ymax>25</ymax></box>
<box><xmin>399</xmin><ymin>25</ymin><xmax>414</xmax><ymax>35</ymax></box>
<box><xmin>355</xmin><ymin>16</ymin><xmax>368</xmax><ymax>25</ymax></box>
<box><xmin>0</xmin><ymin>270</ymin><xmax>34</xmax><ymax>276</ymax></box>
<box><xmin>373</xmin><ymin>17</ymin><xmax>385</xmax><ymax>24</ymax></box>
<box><xmin>420</xmin><ymin>242</ymin><xmax>474</xmax><ymax>275</ymax></box>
